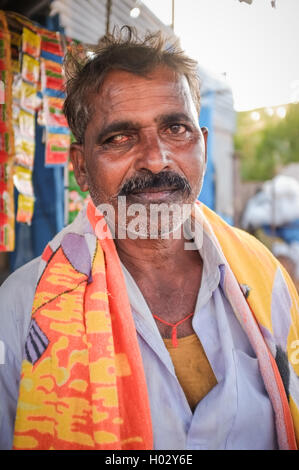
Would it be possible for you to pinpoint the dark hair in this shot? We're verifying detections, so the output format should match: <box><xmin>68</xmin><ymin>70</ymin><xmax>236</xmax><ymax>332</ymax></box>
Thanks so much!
<box><xmin>63</xmin><ymin>26</ymin><xmax>201</xmax><ymax>144</ymax></box>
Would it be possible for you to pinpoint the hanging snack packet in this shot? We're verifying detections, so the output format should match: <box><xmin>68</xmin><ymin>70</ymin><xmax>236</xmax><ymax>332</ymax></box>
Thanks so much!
<box><xmin>10</xmin><ymin>28</ymin><xmax>22</xmax><ymax>74</ymax></box>
<box><xmin>0</xmin><ymin>161</ymin><xmax>9</xmax><ymax>183</ymax></box>
<box><xmin>14</xmin><ymin>134</ymin><xmax>35</xmax><ymax>168</ymax></box>
<box><xmin>22</xmin><ymin>53</ymin><xmax>39</xmax><ymax>84</ymax></box>
<box><xmin>41</xmin><ymin>30</ymin><xmax>63</xmax><ymax>58</ymax></box>
<box><xmin>13</xmin><ymin>165</ymin><xmax>34</xmax><ymax>197</ymax></box>
<box><xmin>0</xmin><ymin>11</ymin><xmax>15</xmax><ymax>250</ymax></box>
<box><xmin>44</xmin><ymin>95</ymin><xmax>68</xmax><ymax>128</ymax></box>
<box><xmin>45</xmin><ymin>131</ymin><xmax>70</xmax><ymax>165</ymax></box>
<box><xmin>41</xmin><ymin>58</ymin><xmax>64</xmax><ymax>96</ymax></box>
<box><xmin>12</xmin><ymin>73</ymin><xmax>22</xmax><ymax>102</ymax></box>
<box><xmin>0</xmin><ymin>129</ymin><xmax>10</xmax><ymax>156</ymax></box>
<box><xmin>22</xmin><ymin>27</ymin><xmax>41</xmax><ymax>59</ymax></box>
<box><xmin>0</xmin><ymin>207</ymin><xmax>15</xmax><ymax>250</ymax></box>
<box><xmin>0</xmin><ymin>161</ymin><xmax>15</xmax><ymax>250</ymax></box>
<box><xmin>20</xmin><ymin>80</ymin><xmax>39</xmax><ymax>112</ymax></box>
<box><xmin>16</xmin><ymin>193</ymin><xmax>34</xmax><ymax>224</ymax></box>
<box><xmin>19</xmin><ymin>108</ymin><xmax>35</xmax><ymax>139</ymax></box>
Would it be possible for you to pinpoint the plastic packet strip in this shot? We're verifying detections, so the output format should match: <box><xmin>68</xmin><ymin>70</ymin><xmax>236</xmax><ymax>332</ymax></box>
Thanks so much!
<box><xmin>13</xmin><ymin>165</ymin><xmax>34</xmax><ymax>196</ymax></box>
<box><xmin>41</xmin><ymin>58</ymin><xmax>65</xmax><ymax>93</ymax></box>
<box><xmin>16</xmin><ymin>193</ymin><xmax>34</xmax><ymax>224</ymax></box>
<box><xmin>0</xmin><ymin>131</ymin><xmax>10</xmax><ymax>153</ymax></box>
<box><xmin>0</xmin><ymin>161</ymin><xmax>9</xmax><ymax>183</ymax></box>
<box><xmin>0</xmin><ymin>191</ymin><xmax>9</xmax><ymax>214</ymax></box>
<box><xmin>0</xmin><ymin>11</ymin><xmax>15</xmax><ymax>250</ymax></box>
<box><xmin>41</xmin><ymin>30</ymin><xmax>63</xmax><ymax>57</ymax></box>
<box><xmin>20</xmin><ymin>80</ymin><xmax>39</xmax><ymax>112</ymax></box>
<box><xmin>12</xmin><ymin>74</ymin><xmax>22</xmax><ymax>101</ymax></box>
<box><xmin>14</xmin><ymin>136</ymin><xmax>35</xmax><ymax>169</ymax></box>
<box><xmin>0</xmin><ymin>104</ymin><xmax>7</xmax><ymax>128</ymax></box>
<box><xmin>45</xmin><ymin>132</ymin><xmax>70</xmax><ymax>165</ymax></box>
<box><xmin>0</xmin><ymin>213</ymin><xmax>15</xmax><ymax>251</ymax></box>
<box><xmin>22</xmin><ymin>27</ymin><xmax>41</xmax><ymax>59</ymax></box>
<box><xmin>21</xmin><ymin>53</ymin><xmax>40</xmax><ymax>84</ymax></box>
<box><xmin>19</xmin><ymin>109</ymin><xmax>35</xmax><ymax>139</ymax></box>
<box><xmin>10</xmin><ymin>29</ymin><xmax>22</xmax><ymax>74</ymax></box>
<box><xmin>43</xmin><ymin>95</ymin><xmax>68</xmax><ymax>128</ymax></box>
<box><xmin>10</xmin><ymin>29</ymin><xmax>22</xmax><ymax>48</ymax></box>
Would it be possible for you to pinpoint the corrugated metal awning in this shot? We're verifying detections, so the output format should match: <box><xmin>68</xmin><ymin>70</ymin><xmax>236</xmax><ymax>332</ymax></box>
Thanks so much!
<box><xmin>50</xmin><ymin>0</ymin><xmax>173</xmax><ymax>44</ymax></box>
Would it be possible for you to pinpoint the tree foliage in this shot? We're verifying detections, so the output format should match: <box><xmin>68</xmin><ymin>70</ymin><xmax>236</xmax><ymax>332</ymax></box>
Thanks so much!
<box><xmin>235</xmin><ymin>103</ymin><xmax>299</xmax><ymax>181</ymax></box>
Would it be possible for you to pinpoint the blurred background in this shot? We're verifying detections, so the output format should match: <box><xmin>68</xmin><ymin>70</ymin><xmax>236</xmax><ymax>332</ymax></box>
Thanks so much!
<box><xmin>0</xmin><ymin>0</ymin><xmax>299</xmax><ymax>291</ymax></box>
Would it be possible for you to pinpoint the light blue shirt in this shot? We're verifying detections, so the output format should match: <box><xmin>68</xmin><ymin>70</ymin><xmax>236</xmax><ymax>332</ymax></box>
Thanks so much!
<box><xmin>0</xmin><ymin>233</ymin><xmax>277</xmax><ymax>449</ymax></box>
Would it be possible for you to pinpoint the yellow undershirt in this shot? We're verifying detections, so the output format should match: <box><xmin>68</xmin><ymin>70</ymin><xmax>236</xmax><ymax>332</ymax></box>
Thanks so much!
<box><xmin>163</xmin><ymin>334</ymin><xmax>218</xmax><ymax>411</ymax></box>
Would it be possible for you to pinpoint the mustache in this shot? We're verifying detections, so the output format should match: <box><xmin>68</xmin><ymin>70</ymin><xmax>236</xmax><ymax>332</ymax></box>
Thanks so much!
<box><xmin>118</xmin><ymin>170</ymin><xmax>192</xmax><ymax>197</ymax></box>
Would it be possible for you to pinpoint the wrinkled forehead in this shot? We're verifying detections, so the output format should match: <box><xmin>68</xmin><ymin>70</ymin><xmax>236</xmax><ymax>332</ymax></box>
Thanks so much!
<box><xmin>88</xmin><ymin>66</ymin><xmax>198</xmax><ymax>123</ymax></box>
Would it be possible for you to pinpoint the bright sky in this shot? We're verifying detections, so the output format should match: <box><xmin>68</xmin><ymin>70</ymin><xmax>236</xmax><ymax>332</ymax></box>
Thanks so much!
<box><xmin>142</xmin><ymin>0</ymin><xmax>299</xmax><ymax>111</ymax></box>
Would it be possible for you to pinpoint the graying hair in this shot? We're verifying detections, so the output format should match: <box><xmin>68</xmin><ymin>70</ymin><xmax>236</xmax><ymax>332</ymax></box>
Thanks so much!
<box><xmin>63</xmin><ymin>26</ymin><xmax>201</xmax><ymax>144</ymax></box>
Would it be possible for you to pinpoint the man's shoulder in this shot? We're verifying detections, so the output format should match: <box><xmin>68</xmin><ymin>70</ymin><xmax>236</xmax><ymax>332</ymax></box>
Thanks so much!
<box><xmin>1</xmin><ymin>256</ymin><xmax>41</xmax><ymax>299</ymax></box>
<box><xmin>0</xmin><ymin>257</ymin><xmax>41</xmax><ymax>351</ymax></box>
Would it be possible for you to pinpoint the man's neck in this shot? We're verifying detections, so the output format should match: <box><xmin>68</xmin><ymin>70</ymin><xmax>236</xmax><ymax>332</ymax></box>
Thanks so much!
<box><xmin>116</xmin><ymin>235</ymin><xmax>184</xmax><ymax>269</ymax></box>
<box><xmin>115</xmin><ymin>228</ymin><xmax>203</xmax><ymax>331</ymax></box>
<box><xmin>115</xmin><ymin>230</ymin><xmax>202</xmax><ymax>283</ymax></box>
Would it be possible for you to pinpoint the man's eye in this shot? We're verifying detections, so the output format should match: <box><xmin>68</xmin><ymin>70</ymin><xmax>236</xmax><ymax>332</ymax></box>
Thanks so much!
<box><xmin>105</xmin><ymin>134</ymin><xmax>130</xmax><ymax>144</ymax></box>
<box><xmin>167</xmin><ymin>124</ymin><xmax>187</xmax><ymax>135</ymax></box>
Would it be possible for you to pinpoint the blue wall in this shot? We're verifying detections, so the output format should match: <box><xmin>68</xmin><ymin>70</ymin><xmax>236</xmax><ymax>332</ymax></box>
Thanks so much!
<box><xmin>198</xmin><ymin>93</ymin><xmax>215</xmax><ymax>211</ymax></box>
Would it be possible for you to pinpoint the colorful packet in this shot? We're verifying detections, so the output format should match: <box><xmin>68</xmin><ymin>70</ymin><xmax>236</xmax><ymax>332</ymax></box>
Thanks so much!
<box><xmin>22</xmin><ymin>27</ymin><xmax>41</xmax><ymax>59</ymax></box>
<box><xmin>13</xmin><ymin>165</ymin><xmax>34</xmax><ymax>196</ymax></box>
<box><xmin>41</xmin><ymin>58</ymin><xmax>64</xmax><ymax>95</ymax></box>
<box><xmin>0</xmin><ymin>105</ymin><xmax>7</xmax><ymax>132</ymax></box>
<box><xmin>20</xmin><ymin>80</ymin><xmax>39</xmax><ymax>112</ymax></box>
<box><xmin>0</xmin><ymin>201</ymin><xmax>15</xmax><ymax>250</ymax></box>
<box><xmin>43</xmin><ymin>96</ymin><xmax>68</xmax><ymax>128</ymax></box>
<box><xmin>10</xmin><ymin>29</ymin><xmax>22</xmax><ymax>74</ymax></box>
<box><xmin>0</xmin><ymin>187</ymin><xmax>14</xmax><ymax>250</ymax></box>
<box><xmin>0</xmin><ymin>161</ymin><xmax>9</xmax><ymax>183</ymax></box>
<box><xmin>0</xmin><ymin>11</ymin><xmax>14</xmax><ymax>249</ymax></box>
<box><xmin>22</xmin><ymin>53</ymin><xmax>40</xmax><ymax>84</ymax></box>
<box><xmin>0</xmin><ymin>103</ymin><xmax>6</xmax><ymax>122</ymax></box>
<box><xmin>12</xmin><ymin>73</ymin><xmax>22</xmax><ymax>102</ymax></box>
<box><xmin>14</xmin><ymin>135</ymin><xmax>35</xmax><ymax>169</ymax></box>
<box><xmin>41</xmin><ymin>30</ymin><xmax>63</xmax><ymax>57</ymax></box>
<box><xmin>45</xmin><ymin>131</ymin><xmax>70</xmax><ymax>165</ymax></box>
<box><xmin>0</xmin><ymin>131</ymin><xmax>10</xmax><ymax>154</ymax></box>
<box><xmin>16</xmin><ymin>193</ymin><xmax>34</xmax><ymax>224</ymax></box>
<box><xmin>0</xmin><ymin>192</ymin><xmax>8</xmax><ymax>216</ymax></box>
<box><xmin>19</xmin><ymin>109</ymin><xmax>35</xmax><ymax>139</ymax></box>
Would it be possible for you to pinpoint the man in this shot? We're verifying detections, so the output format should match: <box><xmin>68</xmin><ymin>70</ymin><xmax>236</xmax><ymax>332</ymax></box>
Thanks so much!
<box><xmin>0</xmin><ymin>27</ymin><xmax>299</xmax><ymax>450</ymax></box>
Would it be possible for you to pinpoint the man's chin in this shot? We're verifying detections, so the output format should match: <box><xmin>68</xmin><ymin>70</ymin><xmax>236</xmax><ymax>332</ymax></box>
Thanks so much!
<box><xmin>123</xmin><ymin>189</ymin><xmax>184</xmax><ymax>205</ymax></box>
<box><xmin>93</xmin><ymin>193</ymin><xmax>197</xmax><ymax>241</ymax></box>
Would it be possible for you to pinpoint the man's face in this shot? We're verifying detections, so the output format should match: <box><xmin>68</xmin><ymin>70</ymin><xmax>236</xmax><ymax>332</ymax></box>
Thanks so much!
<box><xmin>70</xmin><ymin>65</ymin><xmax>208</xmax><ymax>236</ymax></box>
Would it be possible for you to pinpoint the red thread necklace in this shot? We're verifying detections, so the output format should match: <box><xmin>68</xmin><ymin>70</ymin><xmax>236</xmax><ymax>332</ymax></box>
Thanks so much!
<box><xmin>153</xmin><ymin>312</ymin><xmax>194</xmax><ymax>348</ymax></box>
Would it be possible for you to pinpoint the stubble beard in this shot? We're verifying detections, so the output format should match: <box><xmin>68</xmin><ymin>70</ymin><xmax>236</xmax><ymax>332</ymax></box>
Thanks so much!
<box><xmin>86</xmin><ymin>173</ymin><xmax>203</xmax><ymax>241</ymax></box>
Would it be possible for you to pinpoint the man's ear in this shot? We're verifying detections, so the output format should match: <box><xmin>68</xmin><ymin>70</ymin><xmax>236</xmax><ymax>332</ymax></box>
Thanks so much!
<box><xmin>201</xmin><ymin>126</ymin><xmax>208</xmax><ymax>166</ymax></box>
<box><xmin>69</xmin><ymin>143</ymin><xmax>89</xmax><ymax>192</ymax></box>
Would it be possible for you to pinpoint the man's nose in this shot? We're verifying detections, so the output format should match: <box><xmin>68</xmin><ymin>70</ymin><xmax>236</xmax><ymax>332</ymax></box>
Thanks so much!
<box><xmin>134</xmin><ymin>131</ymin><xmax>171</xmax><ymax>174</ymax></box>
